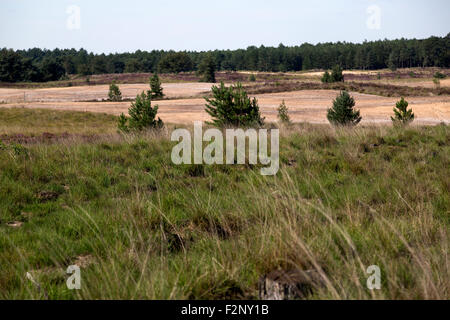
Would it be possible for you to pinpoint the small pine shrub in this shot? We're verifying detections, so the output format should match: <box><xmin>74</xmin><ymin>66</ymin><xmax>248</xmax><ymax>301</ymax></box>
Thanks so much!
<box><xmin>249</xmin><ymin>74</ymin><xmax>256</xmax><ymax>82</ymax></box>
<box><xmin>205</xmin><ymin>82</ymin><xmax>264</xmax><ymax>127</ymax></box>
<box><xmin>117</xmin><ymin>113</ymin><xmax>129</xmax><ymax>133</ymax></box>
<box><xmin>108</xmin><ymin>81</ymin><xmax>122</xmax><ymax>101</ymax></box>
<box><xmin>149</xmin><ymin>74</ymin><xmax>164</xmax><ymax>99</ymax></box>
<box><xmin>321</xmin><ymin>71</ymin><xmax>331</xmax><ymax>83</ymax></box>
<box><xmin>434</xmin><ymin>71</ymin><xmax>446</xmax><ymax>79</ymax></box>
<box><xmin>321</xmin><ymin>65</ymin><xmax>344</xmax><ymax>83</ymax></box>
<box><xmin>327</xmin><ymin>91</ymin><xmax>361</xmax><ymax>126</ymax></box>
<box><xmin>277</xmin><ymin>100</ymin><xmax>290</xmax><ymax>124</ymax></box>
<box><xmin>391</xmin><ymin>97</ymin><xmax>414</xmax><ymax>125</ymax></box>
<box><xmin>118</xmin><ymin>91</ymin><xmax>163</xmax><ymax>132</ymax></box>
<box><xmin>331</xmin><ymin>65</ymin><xmax>344</xmax><ymax>82</ymax></box>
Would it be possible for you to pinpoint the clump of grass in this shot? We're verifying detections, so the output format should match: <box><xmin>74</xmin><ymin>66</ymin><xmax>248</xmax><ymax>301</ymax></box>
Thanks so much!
<box><xmin>0</xmin><ymin>121</ymin><xmax>448</xmax><ymax>300</ymax></box>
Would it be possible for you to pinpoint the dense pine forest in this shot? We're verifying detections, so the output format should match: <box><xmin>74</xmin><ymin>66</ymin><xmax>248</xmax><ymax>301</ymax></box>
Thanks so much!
<box><xmin>1</xmin><ymin>34</ymin><xmax>449</xmax><ymax>83</ymax></box>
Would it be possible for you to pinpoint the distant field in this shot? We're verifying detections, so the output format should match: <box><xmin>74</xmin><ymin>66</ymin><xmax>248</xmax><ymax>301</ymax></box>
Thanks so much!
<box><xmin>1</xmin><ymin>89</ymin><xmax>449</xmax><ymax>124</ymax></box>
<box><xmin>0</xmin><ymin>82</ymin><xmax>215</xmax><ymax>103</ymax></box>
<box><xmin>0</xmin><ymin>69</ymin><xmax>449</xmax><ymax>125</ymax></box>
<box><xmin>1</xmin><ymin>68</ymin><xmax>447</xmax><ymax>89</ymax></box>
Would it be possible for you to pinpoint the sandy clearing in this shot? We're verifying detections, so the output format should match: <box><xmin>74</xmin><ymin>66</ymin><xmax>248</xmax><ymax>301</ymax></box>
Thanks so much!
<box><xmin>2</xmin><ymin>90</ymin><xmax>449</xmax><ymax>124</ymax></box>
<box><xmin>2</xmin><ymin>79</ymin><xmax>448</xmax><ymax>106</ymax></box>
<box><xmin>0</xmin><ymin>82</ymin><xmax>216</xmax><ymax>103</ymax></box>
<box><xmin>301</xmin><ymin>71</ymin><xmax>384</xmax><ymax>77</ymax></box>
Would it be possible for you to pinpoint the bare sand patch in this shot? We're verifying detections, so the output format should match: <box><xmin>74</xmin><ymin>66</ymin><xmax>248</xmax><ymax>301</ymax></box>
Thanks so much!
<box><xmin>2</xmin><ymin>90</ymin><xmax>448</xmax><ymax>124</ymax></box>
<box><xmin>0</xmin><ymin>82</ymin><xmax>215</xmax><ymax>103</ymax></box>
<box><xmin>301</xmin><ymin>71</ymin><xmax>382</xmax><ymax>77</ymax></box>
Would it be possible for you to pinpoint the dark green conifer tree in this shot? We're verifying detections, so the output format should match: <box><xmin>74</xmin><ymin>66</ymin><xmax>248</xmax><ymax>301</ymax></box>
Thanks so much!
<box><xmin>198</xmin><ymin>54</ymin><xmax>216</xmax><ymax>83</ymax></box>
<box><xmin>205</xmin><ymin>82</ymin><xmax>264</xmax><ymax>127</ymax></box>
<box><xmin>327</xmin><ymin>91</ymin><xmax>361</xmax><ymax>126</ymax></box>
<box><xmin>108</xmin><ymin>81</ymin><xmax>122</xmax><ymax>101</ymax></box>
<box><xmin>149</xmin><ymin>73</ymin><xmax>164</xmax><ymax>99</ymax></box>
<box><xmin>118</xmin><ymin>91</ymin><xmax>163</xmax><ymax>132</ymax></box>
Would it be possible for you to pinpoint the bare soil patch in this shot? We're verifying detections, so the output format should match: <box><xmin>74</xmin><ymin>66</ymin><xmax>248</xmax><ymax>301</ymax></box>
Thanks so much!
<box><xmin>0</xmin><ymin>82</ymin><xmax>216</xmax><ymax>104</ymax></box>
<box><xmin>2</xmin><ymin>90</ymin><xmax>448</xmax><ymax>124</ymax></box>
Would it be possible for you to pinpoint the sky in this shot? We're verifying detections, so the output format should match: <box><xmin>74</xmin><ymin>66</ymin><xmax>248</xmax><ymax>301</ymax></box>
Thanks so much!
<box><xmin>0</xmin><ymin>0</ymin><xmax>449</xmax><ymax>54</ymax></box>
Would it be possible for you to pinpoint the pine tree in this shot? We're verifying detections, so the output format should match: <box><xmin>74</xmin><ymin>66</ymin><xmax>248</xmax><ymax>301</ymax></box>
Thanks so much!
<box><xmin>149</xmin><ymin>74</ymin><xmax>164</xmax><ymax>99</ymax></box>
<box><xmin>321</xmin><ymin>71</ymin><xmax>331</xmax><ymax>83</ymax></box>
<box><xmin>327</xmin><ymin>91</ymin><xmax>362</xmax><ymax>126</ymax></box>
<box><xmin>331</xmin><ymin>65</ymin><xmax>344</xmax><ymax>82</ymax></box>
<box><xmin>108</xmin><ymin>81</ymin><xmax>122</xmax><ymax>101</ymax></box>
<box><xmin>117</xmin><ymin>113</ymin><xmax>129</xmax><ymax>132</ymax></box>
<box><xmin>391</xmin><ymin>97</ymin><xmax>414</xmax><ymax>125</ymax></box>
<box><xmin>205</xmin><ymin>82</ymin><xmax>264</xmax><ymax>127</ymax></box>
<box><xmin>387</xmin><ymin>52</ymin><xmax>397</xmax><ymax>71</ymax></box>
<box><xmin>118</xmin><ymin>91</ymin><xmax>163</xmax><ymax>132</ymax></box>
<box><xmin>198</xmin><ymin>54</ymin><xmax>216</xmax><ymax>83</ymax></box>
<box><xmin>249</xmin><ymin>74</ymin><xmax>256</xmax><ymax>82</ymax></box>
<box><xmin>321</xmin><ymin>65</ymin><xmax>344</xmax><ymax>83</ymax></box>
<box><xmin>277</xmin><ymin>100</ymin><xmax>290</xmax><ymax>124</ymax></box>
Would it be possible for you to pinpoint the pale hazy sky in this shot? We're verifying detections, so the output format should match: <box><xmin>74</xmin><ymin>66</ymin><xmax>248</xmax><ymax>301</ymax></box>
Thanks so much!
<box><xmin>1</xmin><ymin>0</ymin><xmax>449</xmax><ymax>53</ymax></box>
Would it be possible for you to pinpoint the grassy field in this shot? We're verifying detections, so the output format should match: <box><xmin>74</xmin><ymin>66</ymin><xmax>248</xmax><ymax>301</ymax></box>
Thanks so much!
<box><xmin>0</xmin><ymin>109</ymin><xmax>448</xmax><ymax>299</ymax></box>
<box><xmin>0</xmin><ymin>108</ymin><xmax>117</xmax><ymax>136</ymax></box>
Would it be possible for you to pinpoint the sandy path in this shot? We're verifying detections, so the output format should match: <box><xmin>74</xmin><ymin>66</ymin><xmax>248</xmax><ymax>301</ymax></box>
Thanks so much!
<box><xmin>2</xmin><ymin>90</ymin><xmax>449</xmax><ymax>124</ymax></box>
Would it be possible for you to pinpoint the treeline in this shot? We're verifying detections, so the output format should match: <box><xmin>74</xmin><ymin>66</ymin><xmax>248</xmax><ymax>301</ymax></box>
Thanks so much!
<box><xmin>1</xmin><ymin>34</ymin><xmax>449</xmax><ymax>83</ymax></box>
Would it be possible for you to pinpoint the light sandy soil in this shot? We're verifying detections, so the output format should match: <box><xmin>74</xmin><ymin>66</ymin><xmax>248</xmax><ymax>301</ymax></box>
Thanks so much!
<box><xmin>0</xmin><ymin>83</ymin><xmax>216</xmax><ymax>103</ymax></box>
<box><xmin>257</xmin><ymin>90</ymin><xmax>450</xmax><ymax>124</ymax></box>
<box><xmin>1</xmin><ymin>86</ymin><xmax>449</xmax><ymax>124</ymax></box>
<box><xmin>300</xmin><ymin>71</ymin><xmax>385</xmax><ymax>77</ymax></box>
